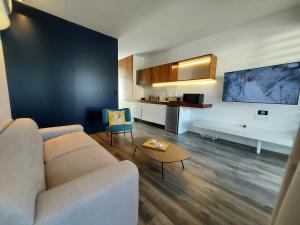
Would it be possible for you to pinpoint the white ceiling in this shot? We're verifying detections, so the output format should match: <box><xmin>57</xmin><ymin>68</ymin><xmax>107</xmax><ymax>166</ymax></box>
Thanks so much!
<box><xmin>22</xmin><ymin>0</ymin><xmax>300</xmax><ymax>59</ymax></box>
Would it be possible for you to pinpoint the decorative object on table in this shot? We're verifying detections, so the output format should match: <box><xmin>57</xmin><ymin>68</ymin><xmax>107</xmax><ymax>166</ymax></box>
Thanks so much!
<box><xmin>142</xmin><ymin>138</ymin><xmax>170</xmax><ymax>151</ymax></box>
<box><xmin>165</xmin><ymin>96</ymin><xmax>180</xmax><ymax>102</ymax></box>
<box><xmin>148</xmin><ymin>95</ymin><xmax>155</xmax><ymax>101</ymax></box>
<box><xmin>102</xmin><ymin>108</ymin><xmax>133</xmax><ymax>146</ymax></box>
<box><xmin>133</xmin><ymin>136</ymin><xmax>192</xmax><ymax>179</ymax></box>
<box><xmin>147</xmin><ymin>95</ymin><xmax>160</xmax><ymax>102</ymax></box>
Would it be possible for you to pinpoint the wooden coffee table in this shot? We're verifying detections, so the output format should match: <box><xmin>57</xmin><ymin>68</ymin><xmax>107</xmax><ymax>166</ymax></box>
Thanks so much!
<box><xmin>132</xmin><ymin>136</ymin><xmax>192</xmax><ymax>179</ymax></box>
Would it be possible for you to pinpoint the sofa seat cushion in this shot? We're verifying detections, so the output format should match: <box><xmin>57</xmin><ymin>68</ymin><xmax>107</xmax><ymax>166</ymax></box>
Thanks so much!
<box><xmin>45</xmin><ymin>145</ymin><xmax>118</xmax><ymax>189</ymax></box>
<box><xmin>44</xmin><ymin>132</ymin><xmax>98</xmax><ymax>162</ymax></box>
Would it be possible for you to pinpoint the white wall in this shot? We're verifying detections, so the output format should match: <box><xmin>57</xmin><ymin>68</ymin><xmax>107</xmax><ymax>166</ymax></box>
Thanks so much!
<box><xmin>134</xmin><ymin>7</ymin><xmax>300</xmax><ymax>153</ymax></box>
<box><xmin>0</xmin><ymin>35</ymin><xmax>11</xmax><ymax>120</ymax></box>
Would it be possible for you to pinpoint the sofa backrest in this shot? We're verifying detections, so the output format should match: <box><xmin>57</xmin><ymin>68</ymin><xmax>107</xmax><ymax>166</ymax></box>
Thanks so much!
<box><xmin>0</xmin><ymin>118</ymin><xmax>46</xmax><ymax>225</ymax></box>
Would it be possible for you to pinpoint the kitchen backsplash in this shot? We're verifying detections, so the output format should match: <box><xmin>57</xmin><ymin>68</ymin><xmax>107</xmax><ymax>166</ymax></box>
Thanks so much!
<box><xmin>143</xmin><ymin>86</ymin><xmax>180</xmax><ymax>101</ymax></box>
<box><xmin>142</xmin><ymin>81</ymin><xmax>219</xmax><ymax>103</ymax></box>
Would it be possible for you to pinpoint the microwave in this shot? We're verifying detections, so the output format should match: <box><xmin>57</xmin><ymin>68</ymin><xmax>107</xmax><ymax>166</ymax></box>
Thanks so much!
<box><xmin>183</xmin><ymin>94</ymin><xmax>204</xmax><ymax>104</ymax></box>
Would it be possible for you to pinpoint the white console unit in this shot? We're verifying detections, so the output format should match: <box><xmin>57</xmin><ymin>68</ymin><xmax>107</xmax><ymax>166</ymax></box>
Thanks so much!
<box><xmin>131</xmin><ymin>105</ymin><xmax>142</xmax><ymax>120</ymax></box>
<box><xmin>131</xmin><ymin>102</ymin><xmax>166</xmax><ymax>125</ymax></box>
<box><xmin>193</xmin><ymin>119</ymin><xmax>295</xmax><ymax>154</ymax></box>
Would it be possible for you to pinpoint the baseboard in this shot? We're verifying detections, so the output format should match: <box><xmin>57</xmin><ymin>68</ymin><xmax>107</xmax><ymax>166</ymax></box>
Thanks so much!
<box><xmin>134</xmin><ymin>118</ymin><xmax>165</xmax><ymax>130</ymax></box>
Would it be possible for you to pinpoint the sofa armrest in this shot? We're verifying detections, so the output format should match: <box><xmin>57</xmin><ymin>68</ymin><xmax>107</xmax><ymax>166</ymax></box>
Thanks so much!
<box><xmin>39</xmin><ymin>125</ymin><xmax>84</xmax><ymax>141</ymax></box>
<box><xmin>34</xmin><ymin>160</ymin><xmax>139</xmax><ymax>225</ymax></box>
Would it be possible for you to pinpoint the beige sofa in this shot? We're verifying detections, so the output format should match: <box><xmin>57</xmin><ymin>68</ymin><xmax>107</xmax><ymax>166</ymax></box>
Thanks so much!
<box><xmin>0</xmin><ymin>118</ymin><xmax>139</xmax><ymax>225</ymax></box>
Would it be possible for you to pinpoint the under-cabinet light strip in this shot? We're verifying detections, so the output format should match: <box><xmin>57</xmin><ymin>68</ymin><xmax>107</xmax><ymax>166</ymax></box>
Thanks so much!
<box><xmin>152</xmin><ymin>79</ymin><xmax>216</xmax><ymax>87</ymax></box>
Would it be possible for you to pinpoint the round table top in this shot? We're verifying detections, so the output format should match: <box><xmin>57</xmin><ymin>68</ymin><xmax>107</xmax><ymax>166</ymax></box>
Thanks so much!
<box><xmin>133</xmin><ymin>136</ymin><xmax>192</xmax><ymax>163</ymax></box>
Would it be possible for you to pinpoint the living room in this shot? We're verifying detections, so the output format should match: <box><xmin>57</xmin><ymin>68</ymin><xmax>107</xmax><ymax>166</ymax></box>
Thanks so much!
<box><xmin>1</xmin><ymin>1</ymin><xmax>300</xmax><ymax>225</ymax></box>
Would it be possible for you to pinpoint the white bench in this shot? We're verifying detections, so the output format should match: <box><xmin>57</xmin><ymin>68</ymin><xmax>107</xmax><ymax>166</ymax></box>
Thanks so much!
<box><xmin>193</xmin><ymin>120</ymin><xmax>295</xmax><ymax>154</ymax></box>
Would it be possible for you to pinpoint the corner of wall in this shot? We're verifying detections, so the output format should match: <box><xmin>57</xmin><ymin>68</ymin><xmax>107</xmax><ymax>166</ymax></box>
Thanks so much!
<box><xmin>0</xmin><ymin>35</ymin><xmax>12</xmax><ymax>120</ymax></box>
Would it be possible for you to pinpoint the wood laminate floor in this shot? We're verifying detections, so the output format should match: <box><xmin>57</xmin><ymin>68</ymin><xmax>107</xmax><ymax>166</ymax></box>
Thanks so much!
<box><xmin>90</xmin><ymin>122</ymin><xmax>288</xmax><ymax>225</ymax></box>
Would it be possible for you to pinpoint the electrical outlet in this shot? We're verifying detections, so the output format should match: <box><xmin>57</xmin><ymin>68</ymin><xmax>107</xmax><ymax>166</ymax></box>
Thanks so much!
<box><xmin>258</xmin><ymin>110</ymin><xmax>268</xmax><ymax>115</ymax></box>
<box><xmin>255</xmin><ymin>110</ymin><xmax>269</xmax><ymax>120</ymax></box>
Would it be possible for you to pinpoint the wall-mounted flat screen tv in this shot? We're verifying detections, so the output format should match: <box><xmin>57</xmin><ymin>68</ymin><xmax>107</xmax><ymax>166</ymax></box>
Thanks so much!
<box><xmin>222</xmin><ymin>62</ymin><xmax>300</xmax><ymax>105</ymax></box>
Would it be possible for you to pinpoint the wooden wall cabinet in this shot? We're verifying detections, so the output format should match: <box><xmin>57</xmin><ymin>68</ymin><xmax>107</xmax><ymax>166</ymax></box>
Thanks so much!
<box><xmin>136</xmin><ymin>63</ymin><xmax>178</xmax><ymax>85</ymax></box>
<box><xmin>209</xmin><ymin>54</ymin><xmax>217</xmax><ymax>80</ymax></box>
<box><xmin>136</xmin><ymin>68</ymin><xmax>152</xmax><ymax>85</ymax></box>
<box><xmin>174</xmin><ymin>54</ymin><xmax>217</xmax><ymax>81</ymax></box>
<box><xmin>152</xmin><ymin>64</ymin><xmax>173</xmax><ymax>83</ymax></box>
<box><xmin>136</xmin><ymin>54</ymin><xmax>217</xmax><ymax>85</ymax></box>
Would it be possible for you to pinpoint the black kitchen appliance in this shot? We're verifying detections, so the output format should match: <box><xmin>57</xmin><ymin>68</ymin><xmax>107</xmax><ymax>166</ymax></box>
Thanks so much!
<box><xmin>183</xmin><ymin>94</ymin><xmax>204</xmax><ymax>104</ymax></box>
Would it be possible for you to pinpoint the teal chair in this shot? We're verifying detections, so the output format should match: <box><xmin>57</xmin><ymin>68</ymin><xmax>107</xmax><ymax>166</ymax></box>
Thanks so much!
<box><xmin>102</xmin><ymin>108</ymin><xmax>133</xmax><ymax>146</ymax></box>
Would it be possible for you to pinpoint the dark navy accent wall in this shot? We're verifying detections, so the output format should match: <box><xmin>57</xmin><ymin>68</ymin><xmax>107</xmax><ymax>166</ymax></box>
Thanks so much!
<box><xmin>2</xmin><ymin>2</ymin><xmax>118</xmax><ymax>133</ymax></box>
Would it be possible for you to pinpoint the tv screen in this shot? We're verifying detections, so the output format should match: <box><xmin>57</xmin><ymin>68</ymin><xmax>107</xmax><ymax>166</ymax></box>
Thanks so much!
<box><xmin>222</xmin><ymin>62</ymin><xmax>300</xmax><ymax>105</ymax></box>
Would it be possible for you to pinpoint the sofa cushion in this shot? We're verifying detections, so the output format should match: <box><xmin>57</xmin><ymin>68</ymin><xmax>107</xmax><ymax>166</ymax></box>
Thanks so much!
<box><xmin>45</xmin><ymin>145</ymin><xmax>118</xmax><ymax>189</ymax></box>
<box><xmin>44</xmin><ymin>131</ymin><xmax>98</xmax><ymax>162</ymax></box>
<box><xmin>0</xmin><ymin>118</ymin><xmax>45</xmax><ymax>225</ymax></box>
<box><xmin>39</xmin><ymin>124</ymin><xmax>84</xmax><ymax>141</ymax></box>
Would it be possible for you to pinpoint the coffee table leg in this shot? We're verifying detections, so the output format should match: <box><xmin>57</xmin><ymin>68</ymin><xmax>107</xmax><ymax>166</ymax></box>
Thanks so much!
<box><xmin>181</xmin><ymin>160</ymin><xmax>185</xmax><ymax>170</ymax></box>
<box><xmin>161</xmin><ymin>162</ymin><xmax>164</xmax><ymax>179</ymax></box>
<box><xmin>133</xmin><ymin>146</ymin><xmax>137</xmax><ymax>157</ymax></box>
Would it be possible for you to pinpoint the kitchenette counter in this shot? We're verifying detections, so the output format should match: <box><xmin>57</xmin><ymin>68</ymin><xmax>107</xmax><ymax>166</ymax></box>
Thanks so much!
<box><xmin>137</xmin><ymin>100</ymin><xmax>212</xmax><ymax>109</ymax></box>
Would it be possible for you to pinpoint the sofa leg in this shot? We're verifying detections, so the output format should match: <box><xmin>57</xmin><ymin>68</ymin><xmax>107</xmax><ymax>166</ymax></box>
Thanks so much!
<box><xmin>124</xmin><ymin>131</ymin><xmax>126</xmax><ymax>136</ymax></box>
<box><xmin>130</xmin><ymin>130</ymin><xmax>133</xmax><ymax>143</ymax></box>
<box><xmin>111</xmin><ymin>132</ymin><xmax>113</xmax><ymax>146</ymax></box>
